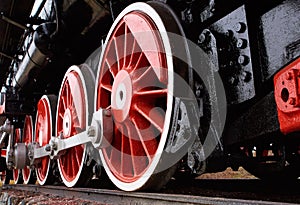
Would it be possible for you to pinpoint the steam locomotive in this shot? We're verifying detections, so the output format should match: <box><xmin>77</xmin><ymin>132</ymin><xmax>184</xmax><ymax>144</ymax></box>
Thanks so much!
<box><xmin>0</xmin><ymin>0</ymin><xmax>299</xmax><ymax>191</ymax></box>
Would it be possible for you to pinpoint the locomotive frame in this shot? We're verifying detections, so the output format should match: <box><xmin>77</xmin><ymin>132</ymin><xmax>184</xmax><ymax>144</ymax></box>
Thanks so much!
<box><xmin>0</xmin><ymin>0</ymin><xmax>299</xmax><ymax>191</ymax></box>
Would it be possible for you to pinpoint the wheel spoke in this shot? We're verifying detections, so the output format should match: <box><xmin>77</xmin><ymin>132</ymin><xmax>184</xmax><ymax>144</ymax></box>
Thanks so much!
<box><xmin>131</xmin><ymin>52</ymin><xmax>145</xmax><ymax>72</ymax></box>
<box><xmin>132</xmin><ymin>66</ymin><xmax>152</xmax><ymax>83</ymax></box>
<box><xmin>131</xmin><ymin>118</ymin><xmax>158</xmax><ymax>157</ymax></box>
<box><xmin>62</xmin><ymin>95</ymin><xmax>67</xmax><ymax>110</ymax></box>
<box><xmin>128</xmin><ymin>34</ymin><xmax>138</xmax><ymax>68</ymax></box>
<box><xmin>134</xmin><ymin>104</ymin><xmax>164</xmax><ymax>133</ymax></box>
<box><xmin>136</xmin><ymin>88</ymin><xmax>167</xmax><ymax>97</ymax></box>
<box><xmin>113</xmin><ymin>36</ymin><xmax>123</xmax><ymax>71</ymax></box>
<box><xmin>101</xmin><ymin>83</ymin><xmax>112</xmax><ymax>92</ymax></box>
<box><xmin>65</xmin><ymin>84</ymin><xmax>69</xmax><ymax>106</ymax></box>
<box><xmin>105</xmin><ymin>59</ymin><xmax>117</xmax><ymax>78</ymax></box>
<box><xmin>123</xmin><ymin>24</ymin><xmax>129</xmax><ymax>68</ymax></box>
<box><xmin>121</xmin><ymin>126</ymin><xmax>133</xmax><ymax>177</ymax></box>
<box><xmin>108</xmin><ymin>125</ymin><xmax>122</xmax><ymax>174</ymax></box>
<box><xmin>125</xmin><ymin>120</ymin><xmax>148</xmax><ymax>176</ymax></box>
<box><xmin>67</xmin><ymin>153</ymin><xmax>73</xmax><ymax>177</ymax></box>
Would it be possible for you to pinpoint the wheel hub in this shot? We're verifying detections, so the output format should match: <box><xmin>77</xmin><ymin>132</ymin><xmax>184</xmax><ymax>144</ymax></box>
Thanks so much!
<box><xmin>63</xmin><ymin>108</ymin><xmax>73</xmax><ymax>137</ymax></box>
<box><xmin>111</xmin><ymin>70</ymin><xmax>132</xmax><ymax>123</ymax></box>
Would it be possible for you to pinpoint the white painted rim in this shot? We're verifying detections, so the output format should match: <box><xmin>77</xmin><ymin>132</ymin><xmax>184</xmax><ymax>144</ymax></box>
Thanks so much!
<box><xmin>22</xmin><ymin>115</ymin><xmax>33</xmax><ymax>184</ymax></box>
<box><xmin>35</xmin><ymin>95</ymin><xmax>52</xmax><ymax>185</ymax></box>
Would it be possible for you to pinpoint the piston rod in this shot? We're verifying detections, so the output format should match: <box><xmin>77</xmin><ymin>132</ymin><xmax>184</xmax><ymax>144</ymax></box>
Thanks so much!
<box><xmin>31</xmin><ymin>109</ymin><xmax>111</xmax><ymax>163</ymax></box>
<box><xmin>33</xmin><ymin>131</ymin><xmax>92</xmax><ymax>160</ymax></box>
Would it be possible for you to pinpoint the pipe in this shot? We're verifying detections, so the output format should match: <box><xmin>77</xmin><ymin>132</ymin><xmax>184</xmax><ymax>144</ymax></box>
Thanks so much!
<box><xmin>12</xmin><ymin>29</ymin><xmax>48</xmax><ymax>88</ymax></box>
<box><xmin>50</xmin><ymin>0</ymin><xmax>63</xmax><ymax>40</ymax></box>
<box><xmin>0</xmin><ymin>51</ymin><xmax>15</xmax><ymax>60</ymax></box>
<box><xmin>0</xmin><ymin>12</ymin><xmax>28</xmax><ymax>30</ymax></box>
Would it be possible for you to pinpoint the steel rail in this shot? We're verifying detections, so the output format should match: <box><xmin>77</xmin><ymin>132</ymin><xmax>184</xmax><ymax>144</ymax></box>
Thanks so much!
<box><xmin>3</xmin><ymin>184</ymin><xmax>298</xmax><ymax>205</ymax></box>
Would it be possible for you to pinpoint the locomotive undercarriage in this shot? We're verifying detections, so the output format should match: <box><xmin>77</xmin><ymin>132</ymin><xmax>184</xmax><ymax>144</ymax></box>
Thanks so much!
<box><xmin>0</xmin><ymin>0</ymin><xmax>299</xmax><ymax>191</ymax></box>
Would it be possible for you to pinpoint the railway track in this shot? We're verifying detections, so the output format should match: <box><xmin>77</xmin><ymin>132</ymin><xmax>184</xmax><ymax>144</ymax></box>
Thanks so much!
<box><xmin>2</xmin><ymin>178</ymin><xmax>300</xmax><ymax>205</ymax></box>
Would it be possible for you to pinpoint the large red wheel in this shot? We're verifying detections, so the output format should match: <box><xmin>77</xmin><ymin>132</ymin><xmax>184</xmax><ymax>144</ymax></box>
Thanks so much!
<box><xmin>95</xmin><ymin>2</ymin><xmax>189</xmax><ymax>191</ymax></box>
<box><xmin>12</xmin><ymin>128</ymin><xmax>23</xmax><ymax>184</ymax></box>
<box><xmin>56</xmin><ymin>65</ymin><xmax>94</xmax><ymax>187</ymax></box>
<box><xmin>35</xmin><ymin>95</ymin><xmax>57</xmax><ymax>185</ymax></box>
<box><xmin>22</xmin><ymin>115</ymin><xmax>36</xmax><ymax>184</ymax></box>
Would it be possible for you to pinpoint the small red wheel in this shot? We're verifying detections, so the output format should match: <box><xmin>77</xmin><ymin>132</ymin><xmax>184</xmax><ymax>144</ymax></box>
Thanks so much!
<box><xmin>0</xmin><ymin>171</ymin><xmax>6</xmax><ymax>184</ymax></box>
<box><xmin>12</xmin><ymin>128</ymin><xmax>23</xmax><ymax>184</ymax></box>
<box><xmin>22</xmin><ymin>115</ymin><xmax>36</xmax><ymax>184</ymax></box>
<box><xmin>0</xmin><ymin>170</ymin><xmax>12</xmax><ymax>185</ymax></box>
<box><xmin>35</xmin><ymin>95</ymin><xmax>57</xmax><ymax>185</ymax></box>
<box><xmin>95</xmin><ymin>2</ymin><xmax>189</xmax><ymax>191</ymax></box>
<box><xmin>56</xmin><ymin>65</ymin><xmax>94</xmax><ymax>187</ymax></box>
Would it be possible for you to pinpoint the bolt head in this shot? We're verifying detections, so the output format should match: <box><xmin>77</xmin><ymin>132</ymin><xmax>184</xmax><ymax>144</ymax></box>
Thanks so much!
<box><xmin>238</xmin><ymin>55</ymin><xmax>249</xmax><ymax>66</ymax></box>
<box><xmin>286</xmin><ymin>71</ymin><xmax>293</xmax><ymax>80</ymax></box>
<box><xmin>234</xmin><ymin>22</ymin><xmax>247</xmax><ymax>33</ymax></box>
<box><xmin>88</xmin><ymin>126</ymin><xmax>96</xmax><ymax>137</ymax></box>
<box><xmin>104</xmin><ymin>110</ymin><xmax>111</xmax><ymax>117</ymax></box>
<box><xmin>241</xmin><ymin>71</ymin><xmax>252</xmax><ymax>82</ymax></box>
<box><xmin>236</xmin><ymin>38</ymin><xmax>247</xmax><ymax>49</ymax></box>
<box><xmin>198</xmin><ymin>33</ymin><xmax>206</xmax><ymax>44</ymax></box>
<box><xmin>288</xmin><ymin>97</ymin><xmax>296</xmax><ymax>105</ymax></box>
<box><xmin>229</xmin><ymin>77</ymin><xmax>238</xmax><ymax>85</ymax></box>
<box><xmin>45</xmin><ymin>144</ymin><xmax>51</xmax><ymax>152</ymax></box>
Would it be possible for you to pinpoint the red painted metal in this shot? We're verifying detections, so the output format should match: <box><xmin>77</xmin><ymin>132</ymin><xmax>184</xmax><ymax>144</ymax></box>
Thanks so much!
<box><xmin>22</xmin><ymin>115</ymin><xmax>33</xmax><ymax>183</ymax></box>
<box><xmin>13</xmin><ymin>128</ymin><xmax>21</xmax><ymax>183</ymax></box>
<box><xmin>56</xmin><ymin>70</ymin><xmax>86</xmax><ymax>183</ymax></box>
<box><xmin>1</xmin><ymin>149</ymin><xmax>6</xmax><ymax>158</ymax></box>
<box><xmin>0</xmin><ymin>105</ymin><xmax>4</xmax><ymax>115</ymax></box>
<box><xmin>35</xmin><ymin>97</ymin><xmax>52</xmax><ymax>183</ymax></box>
<box><xmin>274</xmin><ymin>57</ymin><xmax>300</xmax><ymax>134</ymax></box>
<box><xmin>0</xmin><ymin>170</ymin><xmax>6</xmax><ymax>183</ymax></box>
<box><xmin>96</xmin><ymin>11</ymin><xmax>168</xmax><ymax>182</ymax></box>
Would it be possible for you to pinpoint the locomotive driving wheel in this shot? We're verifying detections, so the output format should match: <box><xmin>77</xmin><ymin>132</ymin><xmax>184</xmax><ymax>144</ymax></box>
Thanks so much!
<box><xmin>22</xmin><ymin>115</ymin><xmax>36</xmax><ymax>184</ymax></box>
<box><xmin>35</xmin><ymin>95</ymin><xmax>57</xmax><ymax>185</ymax></box>
<box><xmin>56</xmin><ymin>65</ymin><xmax>94</xmax><ymax>187</ymax></box>
<box><xmin>12</xmin><ymin>128</ymin><xmax>23</xmax><ymax>184</ymax></box>
<box><xmin>95</xmin><ymin>2</ymin><xmax>191</xmax><ymax>191</ymax></box>
<box><xmin>0</xmin><ymin>170</ymin><xmax>12</xmax><ymax>185</ymax></box>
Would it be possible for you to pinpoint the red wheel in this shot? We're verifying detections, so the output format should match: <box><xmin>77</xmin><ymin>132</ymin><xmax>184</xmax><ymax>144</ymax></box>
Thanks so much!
<box><xmin>22</xmin><ymin>115</ymin><xmax>36</xmax><ymax>184</ymax></box>
<box><xmin>56</xmin><ymin>65</ymin><xmax>94</xmax><ymax>187</ymax></box>
<box><xmin>13</xmin><ymin>128</ymin><xmax>23</xmax><ymax>184</ymax></box>
<box><xmin>35</xmin><ymin>95</ymin><xmax>57</xmax><ymax>185</ymax></box>
<box><xmin>0</xmin><ymin>170</ymin><xmax>12</xmax><ymax>185</ymax></box>
<box><xmin>95</xmin><ymin>2</ymin><xmax>189</xmax><ymax>191</ymax></box>
<box><xmin>0</xmin><ymin>171</ymin><xmax>6</xmax><ymax>184</ymax></box>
